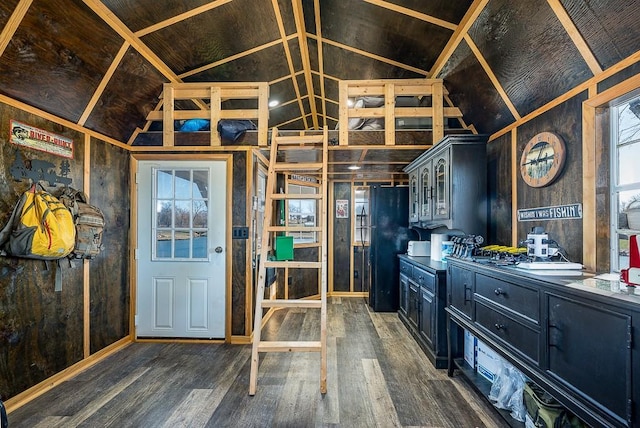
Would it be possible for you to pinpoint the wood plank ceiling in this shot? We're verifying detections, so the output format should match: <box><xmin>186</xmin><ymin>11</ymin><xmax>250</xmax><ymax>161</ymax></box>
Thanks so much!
<box><xmin>0</xmin><ymin>0</ymin><xmax>639</xmax><ymax>157</ymax></box>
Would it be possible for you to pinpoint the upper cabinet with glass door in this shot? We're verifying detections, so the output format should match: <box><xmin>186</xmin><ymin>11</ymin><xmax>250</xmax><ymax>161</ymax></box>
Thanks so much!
<box><xmin>404</xmin><ymin>134</ymin><xmax>488</xmax><ymax>237</ymax></box>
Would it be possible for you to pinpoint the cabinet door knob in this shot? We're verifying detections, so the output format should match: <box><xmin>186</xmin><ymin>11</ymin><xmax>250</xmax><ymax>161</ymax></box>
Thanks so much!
<box><xmin>494</xmin><ymin>288</ymin><xmax>504</xmax><ymax>296</ymax></box>
<box><xmin>494</xmin><ymin>323</ymin><xmax>505</xmax><ymax>331</ymax></box>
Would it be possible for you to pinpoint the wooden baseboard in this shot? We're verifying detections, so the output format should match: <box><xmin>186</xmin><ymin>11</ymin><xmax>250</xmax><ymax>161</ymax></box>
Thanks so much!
<box><xmin>5</xmin><ymin>336</ymin><xmax>133</xmax><ymax>413</ymax></box>
<box><xmin>329</xmin><ymin>292</ymin><xmax>368</xmax><ymax>298</ymax></box>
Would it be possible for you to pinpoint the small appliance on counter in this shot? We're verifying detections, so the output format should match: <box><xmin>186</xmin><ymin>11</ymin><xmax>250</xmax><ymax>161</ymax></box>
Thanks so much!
<box><xmin>621</xmin><ymin>234</ymin><xmax>640</xmax><ymax>286</ymax></box>
<box><xmin>522</xmin><ymin>226</ymin><xmax>559</xmax><ymax>259</ymax></box>
<box><xmin>407</xmin><ymin>240</ymin><xmax>430</xmax><ymax>257</ymax></box>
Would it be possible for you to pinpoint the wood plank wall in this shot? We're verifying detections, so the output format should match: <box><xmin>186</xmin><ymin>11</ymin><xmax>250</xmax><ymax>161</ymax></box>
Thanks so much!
<box><xmin>488</xmin><ymin>63</ymin><xmax>640</xmax><ymax>272</ymax></box>
<box><xmin>0</xmin><ymin>102</ymin><xmax>130</xmax><ymax>401</ymax></box>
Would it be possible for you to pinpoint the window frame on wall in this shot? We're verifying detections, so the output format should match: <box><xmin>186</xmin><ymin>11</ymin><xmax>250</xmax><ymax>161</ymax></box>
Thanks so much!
<box><xmin>286</xmin><ymin>175</ymin><xmax>320</xmax><ymax>245</ymax></box>
<box><xmin>609</xmin><ymin>89</ymin><xmax>640</xmax><ymax>272</ymax></box>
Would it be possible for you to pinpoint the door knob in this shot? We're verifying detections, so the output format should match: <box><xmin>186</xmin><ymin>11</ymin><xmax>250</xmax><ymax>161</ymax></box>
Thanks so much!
<box><xmin>215</xmin><ymin>246</ymin><xmax>223</xmax><ymax>253</ymax></box>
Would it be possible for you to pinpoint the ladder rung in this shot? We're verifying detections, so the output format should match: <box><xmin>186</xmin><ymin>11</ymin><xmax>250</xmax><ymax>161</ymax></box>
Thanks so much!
<box><xmin>264</xmin><ymin>260</ymin><xmax>322</xmax><ymax>268</ymax></box>
<box><xmin>271</xmin><ymin>194</ymin><xmax>322</xmax><ymax>200</ymax></box>
<box><xmin>266</xmin><ymin>226</ymin><xmax>321</xmax><ymax>232</ymax></box>
<box><xmin>261</xmin><ymin>299</ymin><xmax>322</xmax><ymax>308</ymax></box>
<box><xmin>274</xmin><ymin>163</ymin><xmax>323</xmax><ymax>171</ymax></box>
<box><xmin>275</xmin><ymin>135</ymin><xmax>325</xmax><ymax>145</ymax></box>
<box><xmin>258</xmin><ymin>341</ymin><xmax>322</xmax><ymax>352</ymax></box>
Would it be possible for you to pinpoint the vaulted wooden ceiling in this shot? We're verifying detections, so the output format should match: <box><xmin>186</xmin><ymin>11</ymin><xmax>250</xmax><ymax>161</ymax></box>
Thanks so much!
<box><xmin>0</xmin><ymin>0</ymin><xmax>638</xmax><ymax>146</ymax></box>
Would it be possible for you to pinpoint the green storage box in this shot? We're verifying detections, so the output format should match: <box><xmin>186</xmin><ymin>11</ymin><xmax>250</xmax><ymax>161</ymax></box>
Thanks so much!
<box><xmin>275</xmin><ymin>235</ymin><xmax>294</xmax><ymax>260</ymax></box>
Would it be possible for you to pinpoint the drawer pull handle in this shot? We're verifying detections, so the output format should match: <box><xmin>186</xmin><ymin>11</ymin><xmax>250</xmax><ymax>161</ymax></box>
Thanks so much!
<box><xmin>418</xmin><ymin>276</ymin><xmax>423</xmax><ymax>280</ymax></box>
<box><xmin>494</xmin><ymin>288</ymin><xmax>504</xmax><ymax>296</ymax></box>
<box><xmin>494</xmin><ymin>323</ymin><xmax>505</xmax><ymax>331</ymax></box>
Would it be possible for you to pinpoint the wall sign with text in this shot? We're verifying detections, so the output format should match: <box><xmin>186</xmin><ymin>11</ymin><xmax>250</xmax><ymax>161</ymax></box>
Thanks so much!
<box><xmin>9</xmin><ymin>119</ymin><xmax>74</xmax><ymax>159</ymax></box>
<box><xmin>517</xmin><ymin>203</ymin><xmax>583</xmax><ymax>221</ymax></box>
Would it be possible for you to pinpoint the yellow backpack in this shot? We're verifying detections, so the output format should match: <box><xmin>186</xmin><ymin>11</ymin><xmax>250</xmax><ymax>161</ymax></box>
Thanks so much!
<box><xmin>0</xmin><ymin>184</ymin><xmax>75</xmax><ymax>260</ymax></box>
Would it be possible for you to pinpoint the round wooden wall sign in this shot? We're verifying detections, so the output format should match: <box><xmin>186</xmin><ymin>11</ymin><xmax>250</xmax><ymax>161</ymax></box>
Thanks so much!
<box><xmin>519</xmin><ymin>131</ymin><xmax>567</xmax><ymax>188</ymax></box>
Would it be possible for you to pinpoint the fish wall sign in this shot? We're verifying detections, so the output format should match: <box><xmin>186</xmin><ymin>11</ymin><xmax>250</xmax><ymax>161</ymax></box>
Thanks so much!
<box><xmin>517</xmin><ymin>203</ymin><xmax>583</xmax><ymax>221</ymax></box>
<box><xmin>9</xmin><ymin>119</ymin><xmax>74</xmax><ymax>159</ymax></box>
<box><xmin>9</xmin><ymin>151</ymin><xmax>72</xmax><ymax>186</ymax></box>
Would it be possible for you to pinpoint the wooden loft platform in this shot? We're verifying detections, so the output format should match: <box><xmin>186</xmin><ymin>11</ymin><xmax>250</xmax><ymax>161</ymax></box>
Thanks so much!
<box><xmin>129</xmin><ymin>82</ymin><xmax>270</xmax><ymax>147</ymax></box>
<box><xmin>129</xmin><ymin>78</ymin><xmax>473</xmax><ymax>149</ymax></box>
<box><xmin>338</xmin><ymin>78</ymin><xmax>465</xmax><ymax>146</ymax></box>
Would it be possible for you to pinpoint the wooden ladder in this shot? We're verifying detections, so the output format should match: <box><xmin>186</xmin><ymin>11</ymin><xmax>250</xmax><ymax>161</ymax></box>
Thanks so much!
<box><xmin>249</xmin><ymin>127</ymin><xmax>329</xmax><ymax>396</ymax></box>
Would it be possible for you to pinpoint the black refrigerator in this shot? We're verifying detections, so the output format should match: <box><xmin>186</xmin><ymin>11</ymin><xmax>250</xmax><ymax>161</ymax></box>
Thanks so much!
<box><xmin>368</xmin><ymin>185</ymin><xmax>410</xmax><ymax>312</ymax></box>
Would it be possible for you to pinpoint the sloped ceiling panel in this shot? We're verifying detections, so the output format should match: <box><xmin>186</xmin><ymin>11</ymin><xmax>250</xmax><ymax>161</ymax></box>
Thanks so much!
<box><xmin>321</xmin><ymin>43</ymin><xmax>423</xmax><ymax>81</ymax></box>
<box><xmin>468</xmin><ymin>0</ymin><xmax>593</xmax><ymax>118</ymax></box>
<box><xmin>318</xmin><ymin>0</ymin><xmax>452</xmax><ymax>73</ymax></box>
<box><xmin>383</xmin><ymin>0</ymin><xmax>473</xmax><ymax>24</ymax></box>
<box><xmin>438</xmin><ymin>39</ymin><xmax>515</xmax><ymax>135</ymax></box>
<box><xmin>141</xmin><ymin>0</ymin><xmax>281</xmax><ymax>75</ymax></box>
<box><xmin>561</xmin><ymin>0</ymin><xmax>640</xmax><ymax>70</ymax></box>
<box><xmin>186</xmin><ymin>43</ymin><xmax>292</xmax><ymax>83</ymax></box>
<box><xmin>0</xmin><ymin>1</ymin><xmax>21</xmax><ymax>28</ymax></box>
<box><xmin>0</xmin><ymin>0</ymin><xmax>123</xmax><ymax>123</ymax></box>
<box><xmin>101</xmin><ymin>0</ymin><xmax>213</xmax><ymax>32</ymax></box>
<box><xmin>84</xmin><ymin>48</ymin><xmax>166</xmax><ymax>142</ymax></box>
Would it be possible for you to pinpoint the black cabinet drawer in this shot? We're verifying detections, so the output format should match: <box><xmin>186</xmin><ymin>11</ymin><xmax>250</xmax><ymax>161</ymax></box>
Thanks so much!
<box><xmin>449</xmin><ymin>264</ymin><xmax>473</xmax><ymax>319</ymax></box>
<box><xmin>413</xmin><ymin>266</ymin><xmax>435</xmax><ymax>292</ymax></box>
<box><xmin>475</xmin><ymin>274</ymin><xmax>539</xmax><ymax>323</ymax></box>
<box><xmin>475</xmin><ymin>300</ymin><xmax>540</xmax><ymax>364</ymax></box>
<box><xmin>400</xmin><ymin>260</ymin><xmax>412</xmax><ymax>277</ymax></box>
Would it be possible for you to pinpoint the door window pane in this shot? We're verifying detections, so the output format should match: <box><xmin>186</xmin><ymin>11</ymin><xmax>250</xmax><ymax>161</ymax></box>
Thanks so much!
<box><xmin>153</xmin><ymin>168</ymin><xmax>210</xmax><ymax>260</ymax></box>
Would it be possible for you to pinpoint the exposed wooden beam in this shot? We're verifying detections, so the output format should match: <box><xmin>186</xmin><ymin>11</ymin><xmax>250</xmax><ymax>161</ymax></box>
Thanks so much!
<box><xmin>581</xmin><ymin>84</ymin><xmax>598</xmax><ymax>272</ymax></box>
<box><xmin>0</xmin><ymin>0</ymin><xmax>33</xmax><ymax>57</ymax></box>
<box><xmin>308</xmin><ymin>35</ymin><xmax>429</xmax><ymax>76</ymax></box>
<box><xmin>546</xmin><ymin>0</ymin><xmax>602</xmax><ymax>76</ymax></box>
<box><xmin>314</xmin><ymin>0</ymin><xmax>328</xmax><ymax>128</ymax></box>
<box><xmin>82</xmin><ymin>0</ymin><xmax>180</xmax><ymax>82</ymax></box>
<box><xmin>79</xmin><ymin>42</ymin><xmax>130</xmax><ymax>126</ymax></box>
<box><xmin>135</xmin><ymin>0</ymin><xmax>234</xmax><ymax>37</ymax></box>
<box><xmin>292</xmin><ymin>0</ymin><xmax>318</xmax><ymax>129</ymax></box>
<box><xmin>429</xmin><ymin>0</ymin><xmax>489</xmax><ymax>78</ymax></box>
<box><xmin>511</xmin><ymin>129</ymin><xmax>518</xmax><ymax>247</ymax></box>
<box><xmin>364</xmin><ymin>0</ymin><xmax>457</xmax><ymax>31</ymax></box>
<box><xmin>464</xmin><ymin>34</ymin><xmax>521</xmax><ymax>121</ymax></box>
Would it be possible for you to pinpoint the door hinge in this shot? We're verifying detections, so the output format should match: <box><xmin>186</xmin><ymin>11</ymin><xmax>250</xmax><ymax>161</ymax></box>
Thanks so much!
<box><xmin>134</xmin><ymin>315</ymin><xmax>139</xmax><ymax>326</ymax></box>
<box><xmin>627</xmin><ymin>325</ymin><xmax>633</xmax><ymax>349</ymax></box>
<box><xmin>134</xmin><ymin>248</ymin><xmax>139</xmax><ymax>260</ymax></box>
<box><xmin>627</xmin><ymin>399</ymin><xmax>633</xmax><ymax>423</ymax></box>
<box><xmin>135</xmin><ymin>172</ymin><xmax>140</xmax><ymax>184</ymax></box>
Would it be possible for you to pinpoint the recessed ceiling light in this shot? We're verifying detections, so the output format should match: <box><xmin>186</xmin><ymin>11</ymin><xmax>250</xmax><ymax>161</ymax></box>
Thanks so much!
<box><xmin>348</xmin><ymin>165</ymin><xmax>361</xmax><ymax>170</ymax></box>
<box><xmin>268</xmin><ymin>100</ymin><xmax>279</xmax><ymax>107</ymax></box>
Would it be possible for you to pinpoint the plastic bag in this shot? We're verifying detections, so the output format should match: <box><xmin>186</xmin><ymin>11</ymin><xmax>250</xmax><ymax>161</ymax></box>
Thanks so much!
<box><xmin>488</xmin><ymin>359</ymin><xmax>527</xmax><ymax>422</ymax></box>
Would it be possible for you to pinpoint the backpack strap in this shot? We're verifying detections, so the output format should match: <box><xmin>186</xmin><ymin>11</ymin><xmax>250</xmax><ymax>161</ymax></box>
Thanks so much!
<box><xmin>0</xmin><ymin>190</ymin><xmax>30</xmax><ymax>252</ymax></box>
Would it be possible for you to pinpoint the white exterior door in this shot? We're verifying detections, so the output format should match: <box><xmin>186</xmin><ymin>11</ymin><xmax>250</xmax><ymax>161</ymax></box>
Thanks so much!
<box><xmin>136</xmin><ymin>160</ymin><xmax>226</xmax><ymax>339</ymax></box>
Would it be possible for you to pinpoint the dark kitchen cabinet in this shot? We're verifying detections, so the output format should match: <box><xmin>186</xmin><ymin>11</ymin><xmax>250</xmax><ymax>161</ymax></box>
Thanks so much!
<box><xmin>407</xmin><ymin>280</ymin><xmax>419</xmax><ymax>329</ymax></box>
<box><xmin>420</xmin><ymin>286</ymin><xmax>435</xmax><ymax>348</ymax></box>
<box><xmin>547</xmin><ymin>293</ymin><xmax>632</xmax><ymax>425</ymax></box>
<box><xmin>399</xmin><ymin>272</ymin><xmax>409</xmax><ymax>317</ymax></box>
<box><xmin>398</xmin><ymin>255</ymin><xmax>448</xmax><ymax>369</ymax></box>
<box><xmin>446</xmin><ymin>258</ymin><xmax>640</xmax><ymax>428</ymax></box>
<box><xmin>403</xmin><ymin>134</ymin><xmax>487</xmax><ymax>238</ymax></box>
<box><xmin>448</xmin><ymin>263</ymin><xmax>474</xmax><ymax>320</ymax></box>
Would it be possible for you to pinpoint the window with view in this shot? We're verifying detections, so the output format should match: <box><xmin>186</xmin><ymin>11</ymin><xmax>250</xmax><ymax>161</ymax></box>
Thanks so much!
<box><xmin>610</xmin><ymin>92</ymin><xmax>640</xmax><ymax>272</ymax></box>
<box><xmin>287</xmin><ymin>181</ymin><xmax>318</xmax><ymax>244</ymax></box>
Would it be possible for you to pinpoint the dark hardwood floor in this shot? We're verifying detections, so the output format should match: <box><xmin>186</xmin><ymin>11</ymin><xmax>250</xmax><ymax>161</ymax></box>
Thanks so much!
<box><xmin>8</xmin><ymin>298</ymin><xmax>507</xmax><ymax>427</ymax></box>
